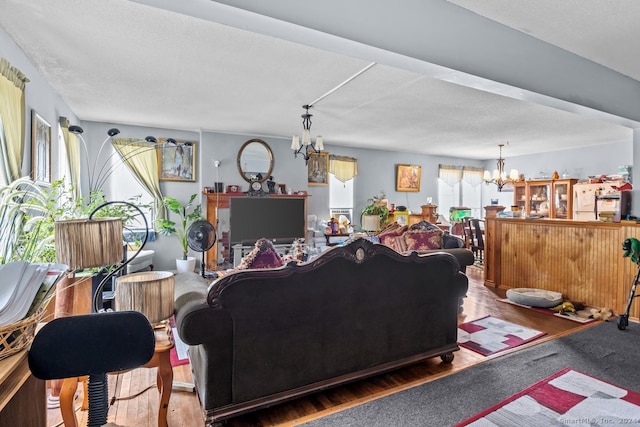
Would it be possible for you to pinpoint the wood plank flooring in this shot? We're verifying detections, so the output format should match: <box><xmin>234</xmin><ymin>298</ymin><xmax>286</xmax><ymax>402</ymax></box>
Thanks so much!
<box><xmin>46</xmin><ymin>266</ymin><xmax>592</xmax><ymax>427</ymax></box>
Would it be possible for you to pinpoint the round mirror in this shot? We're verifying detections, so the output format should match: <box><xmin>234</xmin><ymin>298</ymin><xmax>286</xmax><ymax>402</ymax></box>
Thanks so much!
<box><xmin>237</xmin><ymin>139</ymin><xmax>274</xmax><ymax>183</ymax></box>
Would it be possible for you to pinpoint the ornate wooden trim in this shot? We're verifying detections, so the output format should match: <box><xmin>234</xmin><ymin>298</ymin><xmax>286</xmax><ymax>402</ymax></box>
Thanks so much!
<box><xmin>207</xmin><ymin>238</ymin><xmax>460</xmax><ymax>308</ymax></box>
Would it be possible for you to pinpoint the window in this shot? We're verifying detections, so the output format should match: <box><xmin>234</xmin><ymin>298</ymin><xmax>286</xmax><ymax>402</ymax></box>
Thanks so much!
<box><xmin>329</xmin><ymin>173</ymin><xmax>353</xmax><ymax>224</ymax></box>
<box><xmin>106</xmin><ymin>146</ymin><xmax>155</xmax><ymax>230</ymax></box>
<box><xmin>437</xmin><ymin>165</ymin><xmax>485</xmax><ymax>220</ymax></box>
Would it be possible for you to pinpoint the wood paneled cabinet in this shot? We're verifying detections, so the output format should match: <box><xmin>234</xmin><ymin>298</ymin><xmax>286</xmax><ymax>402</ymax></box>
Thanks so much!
<box><xmin>513</xmin><ymin>179</ymin><xmax>577</xmax><ymax>219</ymax></box>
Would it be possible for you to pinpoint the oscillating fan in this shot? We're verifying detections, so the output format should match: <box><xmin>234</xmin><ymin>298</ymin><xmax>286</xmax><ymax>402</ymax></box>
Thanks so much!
<box><xmin>186</xmin><ymin>220</ymin><xmax>217</xmax><ymax>278</ymax></box>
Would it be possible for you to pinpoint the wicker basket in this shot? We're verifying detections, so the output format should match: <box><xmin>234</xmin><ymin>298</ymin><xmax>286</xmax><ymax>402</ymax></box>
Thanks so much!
<box><xmin>0</xmin><ymin>301</ymin><xmax>49</xmax><ymax>361</ymax></box>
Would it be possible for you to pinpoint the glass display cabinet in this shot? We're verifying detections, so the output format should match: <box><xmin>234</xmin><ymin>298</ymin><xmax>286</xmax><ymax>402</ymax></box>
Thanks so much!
<box><xmin>552</xmin><ymin>179</ymin><xmax>578</xmax><ymax>219</ymax></box>
<box><xmin>527</xmin><ymin>180</ymin><xmax>551</xmax><ymax>217</ymax></box>
<box><xmin>513</xmin><ymin>182</ymin><xmax>527</xmax><ymax>214</ymax></box>
<box><xmin>513</xmin><ymin>179</ymin><xmax>577</xmax><ymax>219</ymax></box>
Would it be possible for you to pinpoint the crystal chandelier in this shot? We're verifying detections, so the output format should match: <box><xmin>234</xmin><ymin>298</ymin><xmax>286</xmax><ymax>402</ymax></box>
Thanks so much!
<box><xmin>483</xmin><ymin>143</ymin><xmax>519</xmax><ymax>191</ymax></box>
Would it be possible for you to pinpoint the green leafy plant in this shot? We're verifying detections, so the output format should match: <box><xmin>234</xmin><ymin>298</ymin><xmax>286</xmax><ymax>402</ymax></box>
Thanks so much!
<box><xmin>156</xmin><ymin>194</ymin><xmax>202</xmax><ymax>260</ymax></box>
<box><xmin>0</xmin><ymin>177</ymin><xmax>151</xmax><ymax>265</ymax></box>
<box><xmin>361</xmin><ymin>190</ymin><xmax>389</xmax><ymax>228</ymax></box>
<box><xmin>0</xmin><ymin>177</ymin><xmax>62</xmax><ymax>264</ymax></box>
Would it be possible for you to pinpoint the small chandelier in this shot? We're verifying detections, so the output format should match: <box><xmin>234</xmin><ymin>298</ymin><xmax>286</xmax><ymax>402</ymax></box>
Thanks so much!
<box><xmin>483</xmin><ymin>143</ymin><xmax>519</xmax><ymax>191</ymax></box>
<box><xmin>291</xmin><ymin>104</ymin><xmax>324</xmax><ymax>164</ymax></box>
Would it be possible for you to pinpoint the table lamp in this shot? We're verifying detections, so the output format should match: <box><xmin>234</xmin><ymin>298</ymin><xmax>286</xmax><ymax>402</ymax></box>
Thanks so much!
<box><xmin>113</xmin><ymin>271</ymin><xmax>175</xmax><ymax>326</ymax></box>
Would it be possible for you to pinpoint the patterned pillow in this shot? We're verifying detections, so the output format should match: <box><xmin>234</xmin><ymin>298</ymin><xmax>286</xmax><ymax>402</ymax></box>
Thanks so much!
<box><xmin>236</xmin><ymin>238</ymin><xmax>284</xmax><ymax>270</ymax></box>
<box><xmin>393</xmin><ymin>235</ymin><xmax>408</xmax><ymax>253</ymax></box>
<box><xmin>403</xmin><ymin>228</ymin><xmax>444</xmax><ymax>251</ymax></box>
<box><xmin>378</xmin><ymin>223</ymin><xmax>408</xmax><ymax>251</ymax></box>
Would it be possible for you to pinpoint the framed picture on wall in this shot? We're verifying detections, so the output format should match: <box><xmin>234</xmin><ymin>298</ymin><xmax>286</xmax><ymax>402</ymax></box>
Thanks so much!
<box><xmin>158</xmin><ymin>139</ymin><xmax>196</xmax><ymax>182</ymax></box>
<box><xmin>31</xmin><ymin>110</ymin><xmax>51</xmax><ymax>183</ymax></box>
<box><xmin>396</xmin><ymin>164</ymin><xmax>421</xmax><ymax>192</ymax></box>
<box><xmin>308</xmin><ymin>151</ymin><xmax>329</xmax><ymax>186</ymax></box>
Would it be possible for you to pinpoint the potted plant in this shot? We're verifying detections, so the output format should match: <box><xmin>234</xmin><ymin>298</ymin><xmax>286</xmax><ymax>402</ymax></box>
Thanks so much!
<box><xmin>157</xmin><ymin>194</ymin><xmax>202</xmax><ymax>272</ymax></box>
<box><xmin>361</xmin><ymin>190</ymin><xmax>389</xmax><ymax>231</ymax></box>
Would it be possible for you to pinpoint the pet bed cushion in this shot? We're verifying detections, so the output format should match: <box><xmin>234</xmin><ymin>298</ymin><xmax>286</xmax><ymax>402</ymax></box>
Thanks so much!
<box><xmin>506</xmin><ymin>288</ymin><xmax>563</xmax><ymax>308</ymax></box>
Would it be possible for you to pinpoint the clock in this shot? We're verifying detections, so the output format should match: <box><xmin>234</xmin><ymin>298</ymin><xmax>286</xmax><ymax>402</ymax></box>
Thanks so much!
<box><xmin>247</xmin><ymin>181</ymin><xmax>266</xmax><ymax>197</ymax></box>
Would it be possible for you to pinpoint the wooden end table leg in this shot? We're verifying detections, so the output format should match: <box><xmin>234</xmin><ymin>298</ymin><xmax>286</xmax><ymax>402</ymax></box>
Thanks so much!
<box><xmin>156</xmin><ymin>351</ymin><xmax>173</xmax><ymax>427</ymax></box>
<box><xmin>60</xmin><ymin>376</ymin><xmax>80</xmax><ymax>427</ymax></box>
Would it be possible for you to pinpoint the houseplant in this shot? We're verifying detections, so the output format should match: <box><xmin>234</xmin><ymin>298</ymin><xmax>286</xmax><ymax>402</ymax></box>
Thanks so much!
<box><xmin>157</xmin><ymin>194</ymin><xmax>203</xmax><ymax>272</ymax></box>
<box><xmin>361</xmin><ymin>190</ymin><xmax>389</xmax><ymax>231</ymax></box>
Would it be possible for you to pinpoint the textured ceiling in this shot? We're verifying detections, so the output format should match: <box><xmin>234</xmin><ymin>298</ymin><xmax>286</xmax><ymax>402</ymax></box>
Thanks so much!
<box><xmin>0</xmin><ymin>0</ymin><xmax>637</xmax><ymax>160</ymax></box>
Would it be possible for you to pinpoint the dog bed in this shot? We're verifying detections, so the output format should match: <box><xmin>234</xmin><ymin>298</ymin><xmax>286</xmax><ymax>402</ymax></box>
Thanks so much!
<box><xmin>506</xmin><ymin>288</ymin><xmax>563</xmax><ymax>308</ymax></box>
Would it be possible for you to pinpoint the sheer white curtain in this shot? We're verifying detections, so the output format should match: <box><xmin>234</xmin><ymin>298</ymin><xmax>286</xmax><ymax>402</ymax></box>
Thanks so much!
<box><xmin>438</xmin><ymin>164</ymin><xmax>463</xmax><ymax>187</ymax></box>
<box><xmin>462</xmin><ymin>166</ymin><xmax>484</xmax><ymax>187</ymax></box>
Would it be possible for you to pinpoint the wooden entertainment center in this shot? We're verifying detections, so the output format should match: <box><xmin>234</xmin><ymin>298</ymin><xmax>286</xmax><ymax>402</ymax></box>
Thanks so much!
<box><xmin>203</xmin><ymin>192</ymin><xmax>308</xmax><ymax>270</ymax></box>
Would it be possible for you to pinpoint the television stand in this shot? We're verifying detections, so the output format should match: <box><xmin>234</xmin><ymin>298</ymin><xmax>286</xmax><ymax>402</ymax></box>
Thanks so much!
<box><xmin>203</xmin><ymin>192</ymin><xmax>308</xmax><ymax>270</ymax></box>
<box><xmin>232</xmin><ymin>243</ymin><xmax>292</xmax><ymax>267</ymax></box>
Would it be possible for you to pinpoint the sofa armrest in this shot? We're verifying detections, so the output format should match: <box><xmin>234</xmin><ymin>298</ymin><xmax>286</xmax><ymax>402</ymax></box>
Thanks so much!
<box><xmin>173</xmin><ymin>272</ymin><xmax>232</xmax><ymax>346</ymax></box>
<box><xmin>413</xmin><ymin>248</ymin><xmax>474</xmax><ymax>272</ymax></box>
<box><xmin>440</xmin><ymin>248</ymin><xmax>475</xmax><ymax>271</ymax></box>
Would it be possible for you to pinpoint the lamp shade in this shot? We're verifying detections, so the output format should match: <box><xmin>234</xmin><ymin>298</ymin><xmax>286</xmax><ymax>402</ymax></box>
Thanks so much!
<box><xmin>55</xmin><ymin>218</ymin><xmax>124</xmax><ymax>270</ymax></box>
<box><xmin>114</xmin><ymin>271</ymin><xmax>175</xmax><ymax>324</ymax></box>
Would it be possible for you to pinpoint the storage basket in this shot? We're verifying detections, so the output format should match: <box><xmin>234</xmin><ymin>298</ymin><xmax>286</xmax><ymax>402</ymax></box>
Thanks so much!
<box><xmin>0</xmin><ymin>299</ymin><xmax>49</xmax><ymax>361</ymax></box>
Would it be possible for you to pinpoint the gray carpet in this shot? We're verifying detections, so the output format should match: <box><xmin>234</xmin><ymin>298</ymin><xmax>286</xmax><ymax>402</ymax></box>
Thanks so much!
<box><xmin>299</xmin><ymin>321</ymin><xmax>640</xmax><ymax>426</ymax></box>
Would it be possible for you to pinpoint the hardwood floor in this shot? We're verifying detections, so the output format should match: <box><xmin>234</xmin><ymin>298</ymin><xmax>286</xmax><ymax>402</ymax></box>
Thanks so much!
<box><xmin>46</xmin><ymin>266</ymin><xmax>591</xmax><ymax>427</ymax></box>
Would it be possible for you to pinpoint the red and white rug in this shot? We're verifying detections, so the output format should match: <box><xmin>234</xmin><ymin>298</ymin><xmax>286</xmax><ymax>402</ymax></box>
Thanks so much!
<box><xmin>457</xmin><ymin>315</ymin><xmax>546</xmax><ymax>357</ymax></box>
<box><xmin>169</xmin><ymin>316</ymin><xmax>190</xmax><ymax>367</ymax></box>
<box><xmin>456</xmin><ymin>368</ymin><xmax>640</xmax><ymax>426</ymax></box>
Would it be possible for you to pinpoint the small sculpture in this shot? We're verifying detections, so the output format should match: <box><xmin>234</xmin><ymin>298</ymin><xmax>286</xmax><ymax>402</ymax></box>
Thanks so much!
<box><xmin>267</xmin><ymin>176</ymin><xmax>276</xmax><ymax>194</ymax></box>
<box><xmin>622</xmin><ymin>237</ymin><xmax>640</xmax><ymax>264</ymax></box>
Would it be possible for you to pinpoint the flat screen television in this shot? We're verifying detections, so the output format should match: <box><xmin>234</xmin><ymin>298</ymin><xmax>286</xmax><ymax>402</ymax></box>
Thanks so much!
<box><xmin>229</xmin><ymin>197</ymin><xmax>306</xmax><ymax>246</ymax></box>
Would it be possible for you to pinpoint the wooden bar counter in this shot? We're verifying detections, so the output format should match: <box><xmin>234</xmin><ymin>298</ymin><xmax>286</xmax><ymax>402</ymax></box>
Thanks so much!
<box><xmin>484</xmin><ymin>217</ymin><xmax>640</xmax><ymax>319</ymax></box>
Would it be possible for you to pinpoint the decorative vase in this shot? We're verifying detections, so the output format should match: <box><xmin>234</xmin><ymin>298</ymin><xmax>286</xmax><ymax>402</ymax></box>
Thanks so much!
<box><xmin>176</xmin><ymin>256</ymin><xmax>196</xmax><ymax>273</ymax></box>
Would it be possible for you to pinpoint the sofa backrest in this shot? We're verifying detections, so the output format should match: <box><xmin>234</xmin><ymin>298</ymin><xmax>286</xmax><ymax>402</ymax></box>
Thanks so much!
<box><xmin>206</xmin><ymin>238</ymin><xmax>467</xmax><ymax>403</ymax></box>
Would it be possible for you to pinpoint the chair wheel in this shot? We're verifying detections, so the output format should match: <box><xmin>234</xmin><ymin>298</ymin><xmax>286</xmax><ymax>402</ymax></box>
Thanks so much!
<box><xmin>618</xmin><ymin>315</ymin><xmax>629</xmax><ymax>330</ymax></box>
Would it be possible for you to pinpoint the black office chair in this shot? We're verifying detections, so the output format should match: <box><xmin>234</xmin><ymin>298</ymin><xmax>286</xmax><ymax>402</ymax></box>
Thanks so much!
<box><xmin>29</xmin><ymin>311</ymin><xmax>155</xmax><ymax>427</ymax></box>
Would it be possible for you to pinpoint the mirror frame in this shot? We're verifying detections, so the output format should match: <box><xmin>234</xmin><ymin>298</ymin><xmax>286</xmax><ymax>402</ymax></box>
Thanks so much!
<box><xmin>237</xmin><ymin>138</ymin><xmax>274</xmax><ymax>183</ymax></box>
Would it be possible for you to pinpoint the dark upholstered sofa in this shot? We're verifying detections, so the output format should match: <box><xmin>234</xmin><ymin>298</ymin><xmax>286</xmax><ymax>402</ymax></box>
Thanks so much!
<box><xmin>173</xmin><ymin>238</ymin><xmax>468</xmax><ymax>426</ymax></box>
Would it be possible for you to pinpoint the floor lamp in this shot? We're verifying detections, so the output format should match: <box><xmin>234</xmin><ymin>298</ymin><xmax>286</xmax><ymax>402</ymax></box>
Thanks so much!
<box><xmin>55</xmin><ymin>201</ymin><xmax>149</xmax><ymax>314</ymax></box>
<box><xmin>52</xmin><ymin>201</ymin><xmax>152</xmax><ymax>416</ymax></box>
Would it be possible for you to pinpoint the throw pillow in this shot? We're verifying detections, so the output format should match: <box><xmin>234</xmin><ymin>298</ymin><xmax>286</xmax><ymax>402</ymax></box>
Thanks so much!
<box><xmin>235</xmin><ymin>238</ymin><xmax>284</xmax><ymax>270</ymax></box>
<box><xmin>409</xmin><ymin>220</ymin><xmax>439</xmax><ymax>231</ymax></box>
<box><xmin>403</xmin><ymin>228</ymin><xmax>443</xmax><ymax>251</ymax></box>
<box><xmin>393</xmin><ymin>235</ymin><xmax>408</xmax><ymax>253</ymax></box>
<box><xmin>378</xmin><ymin>223</ymin><xmax>408</xmax><ymax>251</ymax></box>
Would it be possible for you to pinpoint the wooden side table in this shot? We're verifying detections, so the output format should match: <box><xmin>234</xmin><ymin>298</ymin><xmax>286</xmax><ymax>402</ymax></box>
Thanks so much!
<box><xmin>59</xmin><ymin>327</ymin><xmax>174</xmax><ymax>427</ymax></box>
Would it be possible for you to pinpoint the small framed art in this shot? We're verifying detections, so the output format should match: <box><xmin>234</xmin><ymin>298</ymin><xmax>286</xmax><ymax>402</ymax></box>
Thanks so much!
<box><xmin>31</xmin><ymin>110</ymin><xmax>51</xmax><ymax>183</ymax></box>
<box><xmin>308</xmin><ymin>151</ymin><xmax>329</xmax><ymax>186</ymax></box>
<box><xmin>396</xmin><ymin>164</ymin><xmax>421</xmax><ymax>192</ymax></box>
<box><xmin>158</xmin><ymin>140</ymin><xmax>196</xmax><ymax>182</ymax></box>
